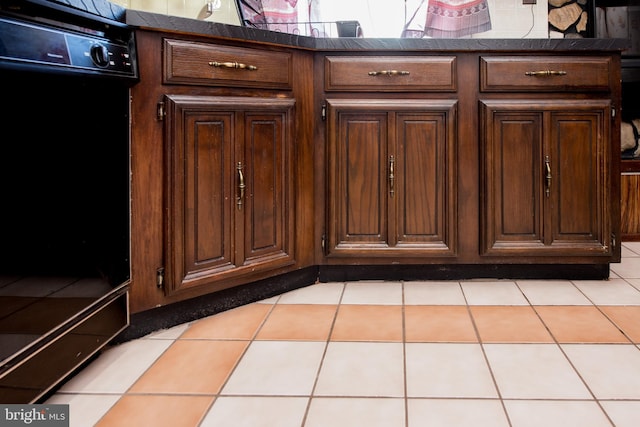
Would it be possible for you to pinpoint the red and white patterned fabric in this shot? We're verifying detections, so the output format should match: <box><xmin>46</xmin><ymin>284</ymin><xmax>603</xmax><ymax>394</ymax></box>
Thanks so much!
<box><xmin>403</xmin><ymin>0</ymin><xmax>492</xmax><ymax>38</ymax></box>
<box><xmin>238</xmin><ymin>0</ymin><xmax>311</xmax><ymax>34</ymax></box>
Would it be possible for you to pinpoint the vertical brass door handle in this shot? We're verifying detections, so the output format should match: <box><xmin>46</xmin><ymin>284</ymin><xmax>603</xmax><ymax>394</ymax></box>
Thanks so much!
<box><xmin>237</xmin><ymin>162</ymin><xmax>245</xmax><ymax>210</ymax></box>
<box><xmin>389</xmin><ymin>155</ymin><xmax>395</xmax><ymax>197</ymax></box>
<box><xmin>544</xmin><ymin>156</ymin><xmax>552</xmax><ymax>198</ymax></box>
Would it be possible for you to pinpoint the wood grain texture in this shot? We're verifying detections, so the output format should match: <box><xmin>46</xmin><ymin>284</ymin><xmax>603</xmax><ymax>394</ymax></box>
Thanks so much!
<box><xmin>622</xmin><ymin>174</ymin><xmax>640</xmax><ymax>240</ymax></box>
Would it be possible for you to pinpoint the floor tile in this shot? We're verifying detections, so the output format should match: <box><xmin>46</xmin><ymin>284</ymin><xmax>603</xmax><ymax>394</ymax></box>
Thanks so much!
<box><xmin>222</xmin><ymin>341</ymin><xmax>325</xmax><ymax>395</ymax></box>
<box><xmin>341</xmin><ymin>281</ymin><xmax>403</xmax><ymax>305</ymax></box>
<box><xmin>45</xmin><ymin>269</ymin><xmax>640</xmax><ymax>427</ymax></box>
<box><xmin>600</xmin><ymin>401</ymin><xmax>640</xmax><ymax>427</ymax></box>
<box><xmin>277</xmin><ymin>282</ymin><xmax>344</xmax><ymax>304</ymax></box>
<box><xmin>200</xmin><ymin>396</ymin><xmax>308</xmax><ymax>427</ymax></box>
<box><xmin>483</xmin><ymin>344</ymin><xmax>591</xmax><ymax>399</ymax></box>
<box><xmin>599</xmin><ymin>306</ymin><xmax>640</xmax><ymax>342</ymax></box>
<box><xmin>573</xmin><ymin>278</ymin><xmax>640</xmax><ymax>305</ymax></box>
<box><xmin>611</xmin><ymin>257</ymin><xmax>640</xmax><ymax>279</ymax></box>
<box><xmin>622</xmin><ymin>241</ymin><xmax>640</xmax><ymax>255</ymax></box>
<box><xmin>561</xmin><ymin>344</ymin><xmax>640</xmax><ymax>399</ymax></box>
<box><xmin>45</xmin><ymin>394</ymin><xmax>120</xmax><ymax>427</ymax></box>
<box><xmin>461</xmin><ymin>281</ymin><xmax>529</xmax><ymax>305</ymax></box>
<box><xmin>179</xmin><ymin>303</ymin><xmax>271</xmax><ymax>340</ymax></box>
<box><xmin>407</xmin><ymin>399</ymin><xmax>509</xmax><ymax>427</ymax></box>
<box><xmin>534</xmin><ymin>306</ymin><xmax>630</xmax><ymax>343</ymax></box>
<box><xmin>144</xmin><ymin>323</ymin><xmax>189</xmax><ymax>340</ymax></box>
<box><xmin>314</xmin><ymin>342</ymin><xmax>404</xmax><ymax>397</ymax></box>
<box><xmin>305</xmin><ymin>397</ymin><xmax>405</xmax><ymax>427</ymax></box>
<box><xmin>403</xmin><ymin>281</ymin><xmax>466</xmax><ymax>305</ymax></box>
<box><xmin>330</xmin><ymin>305</ymin><xmax>402</xmax><ymax>342</ymax></box>
<box><xmin>503</xmin><ymin>400</ymin><xmax>612</xmax><ymax>427</ymax></box>
<box><xmin>626</xmin><ymin>278</ymin><xmax>640</xmax><ymax>292</ymax></box>
<box><xmin>470</xmin><ymin>306</ymin><xmax>554</xmax><ymax>343</ymax></box>
<box><xmin>516</xmin><ymin>280</ymin><xmax>592</xmax><ymax>305</ymax></box>
<box><xmin>404</xmin><ymin>306</ymin><xmax>477</xmax><ymax>342</ymax></box>
<box><xmin>129</xmin><ymin>340</ymin><xmax>248</xmax><ymax>394</ymax></box>
<box><xmin>56</xmin><ymin>339</ymin><xmax>173</xmax><ymax>393</ymax></box>
<box><xmin>94</xmin><ymin>395</ymin><xmax>213</xmax><ymax>427</ymax></box>
<box><xmin>621</xmin><ymin>244</ymin><xmax>640</xmax><ymax>258</ymax></box>
<box><xmin>255</xmin><ymin>304</ymin><xmax>336</xmax><ymax>341</ymax></box>
<box><xmin>257</xmin><ymin>294</ymin><xmax>280</xmax><ymax>304</ymax></box>
<box><xmin>405</xmin><ymin>343</ymin><xmax>498</xmax><ymax>398</ymax></box>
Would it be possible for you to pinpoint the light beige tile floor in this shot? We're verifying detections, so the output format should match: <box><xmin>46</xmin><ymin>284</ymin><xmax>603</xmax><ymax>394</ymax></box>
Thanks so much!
<box><xmin>47</xmin><ymin>242</ymin><xmax>640</xmax><ymax>426</ymax></box>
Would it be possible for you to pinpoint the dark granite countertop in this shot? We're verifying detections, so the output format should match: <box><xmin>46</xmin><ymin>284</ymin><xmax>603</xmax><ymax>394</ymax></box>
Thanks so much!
<box><xmin>125</xmin><ymin>9</ymin><xmax>630</xmax><ymax>53</ymax></box>
<box><xmin>35</xmin><ymin>0</ymin><xmax>126</xmax><ymax>22</ymax></box>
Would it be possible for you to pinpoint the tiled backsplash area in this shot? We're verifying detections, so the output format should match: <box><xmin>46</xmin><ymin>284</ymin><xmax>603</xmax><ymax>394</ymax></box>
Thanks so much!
<box><xmin>116</xmin><ymin>0</ymin><xmax>550</xmax><ymax>39</ymax></box>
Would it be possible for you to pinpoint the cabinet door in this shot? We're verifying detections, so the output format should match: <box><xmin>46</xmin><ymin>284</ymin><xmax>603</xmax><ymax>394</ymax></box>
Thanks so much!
<box><xmin>164</xmin><ymin>95</ymin><xmax>295</xmax><ymax>294</ymax></box>
<box><xmin>481</xmin><ymin>100</ymin><xmax>613</xmax><ymax>256</ymax></box>
<box><xmin>326</xmin><ymin>99</ymin><xmax>456</xmax><ymax>257</ymax></box>
<box><xmin>239</xmin><ymin>110</ymin><xmax>295</xmax><ymax>267</ymax></box>
<box><xmin>394</xmin><ymin>111</ymin><xmax>456</xmax><ymax>253</ymax></box>
<box><xmin>329</xmin><ymin>107</ymin><xmax>389</xmax><ymax>252</ymax></box>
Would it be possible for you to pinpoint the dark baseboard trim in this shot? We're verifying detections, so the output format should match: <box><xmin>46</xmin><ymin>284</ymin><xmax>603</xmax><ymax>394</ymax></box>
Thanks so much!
<box><xmin>318</xmin><ymin>264</ymin><xmax>611</xmax><ymax>282</ymax></box>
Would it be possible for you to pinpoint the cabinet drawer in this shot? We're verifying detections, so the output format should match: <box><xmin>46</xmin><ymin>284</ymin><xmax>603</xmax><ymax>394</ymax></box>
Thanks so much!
<box><xmin>325</xmin><ymin>56</ymin><xmax>456</xmax><ymax>92</ymax></box>
<box><xmin>480</xmin><ymin>56</ymin><xmax>612</xmax><ymax>92</ymax></box>
<box><xmin>163</xmin><ymin>39</ymin><xmax>293</xmax><ymax>89</ymax></box>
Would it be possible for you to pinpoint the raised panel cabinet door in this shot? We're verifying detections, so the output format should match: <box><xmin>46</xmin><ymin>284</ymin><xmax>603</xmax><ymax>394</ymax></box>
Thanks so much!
<box><xmin>548</xmin><ymin>107</ymin><xmax>611</xmax><ymax>252</ymax></box>
<box><xmin>394</xmin><ymin>110</ymin><xmax>456</xmax><ymax>253</ymax></box>
<box><xmin>481</xmin><ymin>100</ymin><xmax>612</xmax><ymax>256</ymax></box>
<box><xmin>164</xmin><ymin>95</ymin><xmax>295</xmax><ymax>295</ymax></box>
<box><xmin>481</xmin><ymin>105</ymin><xmax>545</xmax><ymax>254</ymax></box>
<box><xmin>239</xmin><ymin>109</ymin><xmax>296</xmax><ymax>268</ymax></box>
<box><xmin>165</xmin><ymin>95</ymin><xmax>236</xmax><ymax>294</ymax></box>
<box><xmin>328</xmin><ymin>107</ymin><xmax>389</xmax><ymax>253</ymax></box>
<box><xmin>326</xmin><ymin>99</ymin><xmax>457</xmax><ymax>257</ymax></box>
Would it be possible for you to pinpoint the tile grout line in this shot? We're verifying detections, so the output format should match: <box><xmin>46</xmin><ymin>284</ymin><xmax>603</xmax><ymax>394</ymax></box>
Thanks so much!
<box><xmin>299</xmin><ymin>281</ymin><xmax>346</xmax><ymax>427</ymax></box>
<box><xmin>401</xmin><ymin>281</ymin><xmax>409</xmax><ymax>427</ymax></box>
<box><xmin>193</xmin><ymin>299</ymin><xmax>279</xmax><ymax>427</ymax></box>
<box><xmin>516</xmin><ymin>281</ymin><xmax>618</xmax><ymax>427</ymax></box>
<box><xmin>89</xmin><ymin>332</ymin><xmax>184</xmax><ymax>426</ymax></box>
<box><xmin>460</xmin><ymin>281</ymin><xmax>514</xmax><ymax>427</ymax></box>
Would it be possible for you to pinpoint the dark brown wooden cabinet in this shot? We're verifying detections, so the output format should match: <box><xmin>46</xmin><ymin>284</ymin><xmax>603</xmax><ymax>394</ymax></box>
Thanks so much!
<box><xmin>164</xmin><ymin>95</ymin><xmax>296</xmax><ymax>295</ymax></box>
<box><xmin>129</xmin><ymin>29</ymin><xmax>315</xmax><ymax>313</ymax></box>
<box><xmin>325</xmin><ymin>99</ymin><xmax>457</xmax><ymax>258</ymax></box>
<box><xmin>128</xmin><ymin>23</ymin><xmax>623</xmax><ymax>316</ymax></box>
<box><xmin>480</xmin><ymin>100</ymin><xmax>614</xmax><ymax>256</ymax></box>
<box><xmin>477</xmin><ymin>54</ymin><xmax>619</xmax><ymax>259</ymax></box>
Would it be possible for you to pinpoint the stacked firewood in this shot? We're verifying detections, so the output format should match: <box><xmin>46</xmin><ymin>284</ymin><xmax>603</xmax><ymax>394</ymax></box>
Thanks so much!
<box><xmin>548</xmin><ymin>0</ymin><xmax>591</xmax><ymax>37</ymax></box>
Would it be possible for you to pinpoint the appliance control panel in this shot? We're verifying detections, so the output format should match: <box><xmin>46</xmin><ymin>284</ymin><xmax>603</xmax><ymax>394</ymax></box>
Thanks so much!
<box><xmin>0</xmin><ymin>15</ymin><xmax>136</xmax><ymax>77</ymax></box>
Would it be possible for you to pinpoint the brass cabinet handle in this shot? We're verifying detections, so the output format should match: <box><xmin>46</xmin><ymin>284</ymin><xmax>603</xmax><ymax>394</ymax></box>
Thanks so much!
<box><xmin>237</xmin><ymin>162</ymin><xmax>246</xmax><ymax>210</ymax></box>
<box><xmin>209</xmin><ymin>61</ymin><xmax>258</xmax><ymax>71</ymax></box>
<box><xmin>368</xmin><ymin>70</ymin><xmax>410</xmax><ymax>76</ymax></box>
<box><xmin>389</xmin><ymin>155</ymin><xmax>395</xmax><ymax>197</ymax></box>
<box><xmin>544</xmin><ymin>156</ymin><xmax>552</xmax><ymax>198</ymax></box>
<box><xmin>525</xmin><ymin>70</ymin><xmax>567</xmax><ymax>77</ymax></box>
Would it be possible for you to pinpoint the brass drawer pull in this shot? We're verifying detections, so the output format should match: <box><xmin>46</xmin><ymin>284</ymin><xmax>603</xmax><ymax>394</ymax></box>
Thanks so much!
<box><xmin>368</xmin><ymin>70</ymin><xmax>410</xmax><ymax>76</ymax></box>
<box><xmin>209</xmin><ymin>61</ymin><xmax>258</xmax><ymax>71</ymax></box>
<box><xmin>525</xmin><ymin>70</ymin><xmax>567</xmax><ymax>77</ymax></box>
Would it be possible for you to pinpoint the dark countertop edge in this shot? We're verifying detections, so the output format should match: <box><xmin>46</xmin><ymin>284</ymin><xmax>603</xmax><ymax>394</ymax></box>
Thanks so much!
<box><xmin>125</xmin><ymin>9</ymin><xmax>630</xmax><ymax>53</ymax></box>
